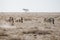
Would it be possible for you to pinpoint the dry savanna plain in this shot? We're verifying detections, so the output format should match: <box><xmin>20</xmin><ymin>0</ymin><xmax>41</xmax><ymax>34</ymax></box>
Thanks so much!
<box><xmin>0</xmin><ymin>12</ymin><xmax>60</xmax><ymax>40</ymax></box>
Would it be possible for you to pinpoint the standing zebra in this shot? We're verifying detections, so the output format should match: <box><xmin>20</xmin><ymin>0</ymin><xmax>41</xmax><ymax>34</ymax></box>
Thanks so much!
<box><xmin>44</xmin><ymin>18</ymin><xmax>54</xmax><ymax>24</ymax></box>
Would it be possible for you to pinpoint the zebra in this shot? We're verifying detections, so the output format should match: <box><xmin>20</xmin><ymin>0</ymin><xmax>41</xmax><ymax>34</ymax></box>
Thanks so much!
<box><xmin>44</xmin><ymin>18</ymin><xmax>54</xmax><ymax>24</ymax></box>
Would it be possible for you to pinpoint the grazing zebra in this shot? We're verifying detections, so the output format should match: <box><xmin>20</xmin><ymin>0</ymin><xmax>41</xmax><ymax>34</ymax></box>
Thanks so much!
<box><xmin>8</xmin><ymin>17</ymin><xmax>14</xmax><ymax>25</ymax></box>
<box><xmin>15</xmin><ymin>17</ymin><xmax>23</xmax><ymax>23</ymax></box>
<box><xmin>20</xmin><ymin>17</ymin><xmax>23</xmax><ymax>23</ymax></box>
<box><xmin>44</xmin><ymin>18</ymin><xmax>54</xmax><ymax>24</ymax></box>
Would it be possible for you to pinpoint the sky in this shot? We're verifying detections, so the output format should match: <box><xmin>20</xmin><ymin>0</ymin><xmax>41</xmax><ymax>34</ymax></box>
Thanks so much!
<box><xmin>0</xmin><ymin>0</ymin><xmax>60</xmax><ymax>12</ymax></box>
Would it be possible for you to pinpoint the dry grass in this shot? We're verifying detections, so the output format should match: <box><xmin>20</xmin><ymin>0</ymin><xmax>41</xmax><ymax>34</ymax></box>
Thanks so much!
<box><xmin>0</xmin><ymin>12</ymin><xmax>60</xmax><ymax>40</ymax></box>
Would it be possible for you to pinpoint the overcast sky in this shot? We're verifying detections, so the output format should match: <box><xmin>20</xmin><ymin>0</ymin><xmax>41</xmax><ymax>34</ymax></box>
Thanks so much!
<box><xmin>0</xmin><ymin>0</ymin><xmax>60</xmax><ymax>12</ymax></box>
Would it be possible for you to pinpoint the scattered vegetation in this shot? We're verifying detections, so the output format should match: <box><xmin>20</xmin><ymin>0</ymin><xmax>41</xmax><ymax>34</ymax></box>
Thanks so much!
<box><xmin>9</xmin><ymin>38</ymin><xmax>21</xmax><ymax>40</ymax></box>
<box><xmin>22</xmin><ymin>30</ymin><xmax>52</xmax><ymax>35</ymax></box>
<box><xmin>24</xmin><ymin>18</ymin><xmax>32</xmax><ymax>21</ymax></box>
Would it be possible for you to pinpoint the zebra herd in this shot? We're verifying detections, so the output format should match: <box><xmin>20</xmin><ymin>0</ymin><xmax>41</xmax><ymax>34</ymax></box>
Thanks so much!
<box><xmin>6</xmin><ymin>17</ymin><xmax>55</xmax><ymax>26</ymax></box>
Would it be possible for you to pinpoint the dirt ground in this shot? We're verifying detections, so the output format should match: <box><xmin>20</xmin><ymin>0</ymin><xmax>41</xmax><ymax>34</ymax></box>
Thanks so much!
<box><xmin>0</xmin><ymin>12</ymin><xmax>60</xmax><ymax>40</ymax></box>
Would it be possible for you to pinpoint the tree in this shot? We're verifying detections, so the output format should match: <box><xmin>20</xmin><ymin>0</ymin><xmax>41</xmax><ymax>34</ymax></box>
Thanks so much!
<box><xmin>23</xmin><ymin>8</ymin><xmax>29</xmax><ymax>12</ymax></box>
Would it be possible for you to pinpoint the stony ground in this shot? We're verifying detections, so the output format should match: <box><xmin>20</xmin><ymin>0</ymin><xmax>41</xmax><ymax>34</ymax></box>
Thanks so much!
<box><xmin>0</xmin><ymin>12</ymin><xmax>60</xmax><ymax>40</ymax></box>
